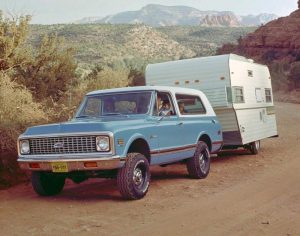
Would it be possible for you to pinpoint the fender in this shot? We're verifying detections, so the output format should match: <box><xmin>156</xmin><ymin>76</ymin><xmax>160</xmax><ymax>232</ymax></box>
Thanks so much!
<box><xmin>123</xmin><ymin>133</ymin><xmax>149</xmax><ymax>156</ymax></box>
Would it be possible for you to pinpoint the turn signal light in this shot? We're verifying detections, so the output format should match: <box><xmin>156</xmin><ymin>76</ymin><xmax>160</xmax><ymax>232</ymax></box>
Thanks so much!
<box><xmin>29</xmin><ymin>163</ymin><xmax>40</xmax><ymax>169</ymax></box>
<box><xmin>84</xmin><ymin>162</ymin><xmax>97</xmax><ymax>168</ymax></box>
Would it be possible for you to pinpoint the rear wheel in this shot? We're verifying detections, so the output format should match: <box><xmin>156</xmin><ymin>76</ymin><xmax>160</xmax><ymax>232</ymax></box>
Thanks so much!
<box><xmin>186</xmin><ymin>141</ymin><xmax>210</xmax><ymax>179</ymax></box>
<box><xmin>31</xmin><ymin>172</ymin><xmax>65</xmax><ymax>196</ymax></box>
<box><xmin>117</xmin><ymin>153</ymin><xmax>150</xmax><ymax>200</ymax></box>
<box><xmin>249</xmin><ymin>140</ymin><xmax>260</xmax><ymax>155</ymax></box>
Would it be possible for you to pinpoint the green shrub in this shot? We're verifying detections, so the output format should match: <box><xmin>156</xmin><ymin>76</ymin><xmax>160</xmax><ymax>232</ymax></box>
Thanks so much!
<box><xmin>0</xmin><ymin>73</ymin><xmax>47</xmax><ymax>151</ymax></box>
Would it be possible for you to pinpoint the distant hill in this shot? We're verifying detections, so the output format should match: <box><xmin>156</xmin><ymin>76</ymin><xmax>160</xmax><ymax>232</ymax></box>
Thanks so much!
<box><xmin>75</xmin><ymin>4</ymin><xmax>278</xmax><ymax>27</ymax></box>
<box><xmin>240</xmin><ymin>13</ymin><xmax>278</xmax><ymax>26</ymax></box>
<box><xmin>28</xmin><ymin>24</ymin><xmax>196</xmax><ymax>70</ymax></box>
<box><xmin>28</xmin><ymin>24</ymin><xmax>254</xmax><ymax>70</ymax></box>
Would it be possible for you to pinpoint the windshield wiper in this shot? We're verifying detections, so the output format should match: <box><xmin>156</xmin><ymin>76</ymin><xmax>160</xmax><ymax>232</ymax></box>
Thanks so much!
<box><xmin>75</xmin><ymin>115</ymin><xmax>97</xmax><ymax>119</ymax></box>
<box><xmin>102</xmin><ymin>113</ymin><xmax>129</xmax><ymax>117</ymax></box>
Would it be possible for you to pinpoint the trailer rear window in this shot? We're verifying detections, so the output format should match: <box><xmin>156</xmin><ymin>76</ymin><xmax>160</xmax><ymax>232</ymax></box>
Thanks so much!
<box><xmin>265</xmin><ymin>88</ymin><xmax>272</xmax><ymax>103</ymax></box>
<box><xmin>233</xmin><ymin>87</ymin><xmax>245</xmax><ymax>103</ymax></box>
<box><xmin>175</xmin><ymin>94</ymin><xmax>206</xmax><ymax>115</ymax></box>
<box><xmin>255</xmin><ymin>88</ymin><xmax>263</xmax><ymax>103</ymax></box>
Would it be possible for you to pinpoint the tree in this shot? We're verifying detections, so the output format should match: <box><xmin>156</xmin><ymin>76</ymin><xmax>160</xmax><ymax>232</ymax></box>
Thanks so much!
<box><xmin>0</xmin><ymin>12</ymin><xmax>31</xmax><ymax>72</ymax></box>
<box><xmin>14</xmin><ymin>34</ymin><xmax>77</xmax><ymax>102</ymax></box>
<box><xmin>128</xmin><ymin>68</ymin><xmax>145</xmax><ymax>86</ymax></box>
<box><xmin>0</xmin><ymin>11</ymin><xmax>77</xmax><ymax>102</ymax></box>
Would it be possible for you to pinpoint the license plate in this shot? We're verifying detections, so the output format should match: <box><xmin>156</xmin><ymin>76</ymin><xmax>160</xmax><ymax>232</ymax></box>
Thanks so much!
<box><xmin>51</xmin><ymin>162</ymin><xmax>68</xmax><ymax>173</ymax></box>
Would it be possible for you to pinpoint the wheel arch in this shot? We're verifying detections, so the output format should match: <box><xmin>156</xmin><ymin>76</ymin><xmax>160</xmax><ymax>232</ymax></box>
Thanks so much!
<box><xmin>198</xmin><ymin>133</ymin><xmax>212</xmax><ymax>152</ymax></box>
<box><xmin>126</xmin><ymin>137</ymin><xmax>151</xmax><ymax>163</ymax></box>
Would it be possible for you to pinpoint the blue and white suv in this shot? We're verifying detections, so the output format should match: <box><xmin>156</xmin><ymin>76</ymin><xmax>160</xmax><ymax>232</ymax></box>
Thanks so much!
<box><xmin>18</xmin><ymin>86</ymin><xmax>223</xmax><ymax>199</ymax></box>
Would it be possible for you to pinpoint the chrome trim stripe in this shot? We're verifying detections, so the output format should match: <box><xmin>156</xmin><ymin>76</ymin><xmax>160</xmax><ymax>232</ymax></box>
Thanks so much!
<box><xmin>212</xmin><ymin>141</ymin><xmax>224</xmax><ymax>145</ymax></box>
<box><xmin>150</xmin><ymin>144</ymin><xmax>197</xmax><ymax>156</ymax></box>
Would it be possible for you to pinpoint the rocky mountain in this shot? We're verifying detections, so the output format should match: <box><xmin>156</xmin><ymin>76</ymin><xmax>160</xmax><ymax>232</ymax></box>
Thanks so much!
<box><xmin>220</xmin><ymin>8</ymin><xmax>300</xmax><ymax>62</ymax></box>
<box><xmin>200</xmin><ymin>12</ymin><xmax>241</xmax><ymax>27</ymax></box>
<box><xmin>75</xmin><ymin>4</ymin><xmax>277</xmax><ymax>27</ymax></box>
<box><xmin>218</xmin><ymin>1</ymin><xmax>300</xmax><ymax>91</ymax></box>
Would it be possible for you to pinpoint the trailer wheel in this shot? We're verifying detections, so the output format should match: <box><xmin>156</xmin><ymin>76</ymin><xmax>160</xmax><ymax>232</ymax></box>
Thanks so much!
<box><xmin>117</xmin><ymin>153</ymin><xmax>150</xmax><ymax>200</ymax></box>
<box><xmin>186</xmin><ymin>141</ymin><xmax>210</xmax><ymax>179</ymax></box>
<box><xmin>249</xmin><ymin>140</ymin><xmax>260</xmax><ymax>155</ymax></box>
<box><xmin>32</xmin><ymin>172</ymin><xmax>65</xmax><ymax>196</ymax></box>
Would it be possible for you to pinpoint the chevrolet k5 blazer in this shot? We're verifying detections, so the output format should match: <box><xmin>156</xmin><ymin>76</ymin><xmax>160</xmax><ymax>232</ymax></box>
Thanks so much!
<box><xmin>18</xmin><ymin>86</ymin><xmax>223</xmax><ymax>199</ymax></box>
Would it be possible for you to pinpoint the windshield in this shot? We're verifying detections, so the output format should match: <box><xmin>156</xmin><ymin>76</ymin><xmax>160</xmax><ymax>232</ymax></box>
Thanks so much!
<box><xmin>76</xmin><ymin>91</ymin><xmax>153</xmax><ymax>118</ymax></box>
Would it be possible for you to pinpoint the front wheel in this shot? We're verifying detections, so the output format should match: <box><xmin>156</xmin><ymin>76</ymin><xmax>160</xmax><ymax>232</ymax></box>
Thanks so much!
<box><xmin>117</xmin><ymin>153</ymin><xmax>150</xmax><ymax>200</ymax></box>
<box><xmin>31</xmin><ymin>172</ymin><xmax>65</xmax><ymax>196</ymax></box>
<box><xmin>249</xmin><ymin>140</ymin><xmax>260</xmax><ymax>155</ymax></box>
<box><xmin>186</xmin><ymin>141</ymin><xmax>210</xmax><ymax>179</ymax></box>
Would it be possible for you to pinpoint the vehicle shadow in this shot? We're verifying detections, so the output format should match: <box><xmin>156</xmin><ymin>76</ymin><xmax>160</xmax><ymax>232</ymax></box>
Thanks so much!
<box><xmin>54</xmin><ymin>179</ymin><xmax>123</xmax><ymax>202</ymax></box>
<box><xmin>45</xmin><ymin>149</ymin><xmax>253</xmax><ymax>202</ymax></box>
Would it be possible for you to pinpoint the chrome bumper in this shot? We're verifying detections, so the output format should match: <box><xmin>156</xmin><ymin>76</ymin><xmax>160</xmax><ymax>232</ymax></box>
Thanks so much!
<box><xmin>18</xmin><ymin>155</ymin><xmax>126</xmax><ymax>172</ymax></box>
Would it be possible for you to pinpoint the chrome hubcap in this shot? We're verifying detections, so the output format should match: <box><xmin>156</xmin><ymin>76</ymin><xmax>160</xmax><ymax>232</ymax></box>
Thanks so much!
<box><xmin>133</xmin><ymin>168</ymin><xmax>143</xmax><ymax>186</ymax></box>
<box><xmin>199</xmin><ymin>153</ymin><xmax>206</xmax><ymax>172</ymax></box>
<box><xmin>255</xmin><ymin>141</ymin><xmax>260</xmax><ymax>150</ymax></box>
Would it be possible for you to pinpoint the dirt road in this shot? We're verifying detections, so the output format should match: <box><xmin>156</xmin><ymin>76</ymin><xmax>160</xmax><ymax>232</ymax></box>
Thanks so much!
<box><xmin>1</xmin><ymin>102</ymin><xmax>299</xmax><ymax>236</ymax></box>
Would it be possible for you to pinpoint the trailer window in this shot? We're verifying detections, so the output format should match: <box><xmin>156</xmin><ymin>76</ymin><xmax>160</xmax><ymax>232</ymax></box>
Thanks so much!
<box><xmin>265</xmin><ymin>89</ymin><xmax>272</xmax><ymax>103</ymax></box>
<box><xmin>248</xmin><ymin>70</ymin><xmax>253</xmax><ymax>77</ymax></box>
<box><xmin>255</xmin><ymin>88</ymin><xmax>263</xmax><ymax>103</ymax></box>
<box><xmin>233</xmin><ymin>87</ymin><xmax>244</xmax><ymax>103</ymax></box>
<box><xmin>175</xmin><ymin>94</ymin><xmax>206</xmax><ymax>115</ymax></box>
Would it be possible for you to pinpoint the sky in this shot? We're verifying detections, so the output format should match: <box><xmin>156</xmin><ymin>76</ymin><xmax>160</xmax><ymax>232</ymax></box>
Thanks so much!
<box><xmin>0</xmin><ymin>0</ymin><xmax>298</xmax><ymax>24</ymax></box>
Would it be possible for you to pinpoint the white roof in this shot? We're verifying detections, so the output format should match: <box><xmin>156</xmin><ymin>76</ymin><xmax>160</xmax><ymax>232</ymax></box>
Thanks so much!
<box><xmin>87</xmin><ymin>85</ymin><xmax>205</xmax><ymax>96</ymax></box>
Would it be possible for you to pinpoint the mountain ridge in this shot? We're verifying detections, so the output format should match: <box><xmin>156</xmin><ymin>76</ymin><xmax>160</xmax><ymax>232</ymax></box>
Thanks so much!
<box><xmin>74</xmin><ymin>4</ymin><xmax>278</xmax><ymax>27</ymax></box>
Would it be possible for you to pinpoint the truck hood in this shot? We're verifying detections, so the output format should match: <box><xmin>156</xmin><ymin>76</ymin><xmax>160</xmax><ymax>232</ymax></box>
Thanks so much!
<box><xmin>21</xmin><ymin>116</ymin><xmax>149</xmax><ymax>137</ymax></box>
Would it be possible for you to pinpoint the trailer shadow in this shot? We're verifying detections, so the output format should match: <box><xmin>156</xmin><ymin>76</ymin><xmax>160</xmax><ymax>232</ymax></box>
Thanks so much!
<box><xmin>211</xmin><ymin>148</ymin><xmax>252</xmax><ymax>163</ymax></box>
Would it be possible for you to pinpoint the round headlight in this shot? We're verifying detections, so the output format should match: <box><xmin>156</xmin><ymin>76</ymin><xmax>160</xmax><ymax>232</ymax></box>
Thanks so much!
<box><xmin>20</xmin><ymin>140</ymin><xmax>30</xmax><ymax>154</ymax></box>
<box><xmin>96</xmin><ymin>136</ymin><xmax>110</xmax><ymax>152</ymax></box>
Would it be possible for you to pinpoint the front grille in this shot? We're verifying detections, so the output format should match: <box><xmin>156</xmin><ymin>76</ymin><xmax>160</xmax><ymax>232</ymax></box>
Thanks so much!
<box><xmin>29</xmin><ymin>136</ymin><xmax>97</xmax><ymax>155</ymax></box>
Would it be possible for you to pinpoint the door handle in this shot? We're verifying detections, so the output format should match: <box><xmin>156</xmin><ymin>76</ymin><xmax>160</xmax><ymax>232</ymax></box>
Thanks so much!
<box><xmin>177</xmin><ymin>122</ymin><xmax>183</xmax><ymax>125</ymax></box>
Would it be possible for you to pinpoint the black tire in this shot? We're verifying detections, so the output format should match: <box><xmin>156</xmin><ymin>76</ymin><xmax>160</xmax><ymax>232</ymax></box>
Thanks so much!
<box><xmin>31</xmin><ymin>172</ymin><xmax>65</xmax><ymax>196</ymax></box>
<box><xmin>186</xmin><ymin>141</ymin><xmax>210</xmax><ymax>179</ymax></box>
<box><xmin>117</xmin><ymin>153</ymin><xmax>150</xmax><ymax>200</ymax></box>
<box><xmin>249</xmin><ymin>140</ymin><xmax>260</xmax><ymax>155</ymax></box>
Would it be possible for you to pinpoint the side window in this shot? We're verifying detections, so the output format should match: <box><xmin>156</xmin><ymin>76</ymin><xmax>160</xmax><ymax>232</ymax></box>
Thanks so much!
<box><xmin>153</xmin><ymin>92</ymin><xmax>176</xmax><ymax>116</ymax></box>
<box><xmin>175</xmin><ymin>94</ymin><xmax>206</xmax><ymax>115</ymax></box>
<box><xmin>255</xmin><ymin>88</ymin><xmax>263</xmax><ymax>103</ymax></box>
<box><xmin>233</xmin><ymin>86</ymin><xmax>245</xmax><ymax>103</ymax></box>
<box><xmin>265</xmin><ymin>88</ymin><xmax>272</xmax><ymax>103</ymax></box>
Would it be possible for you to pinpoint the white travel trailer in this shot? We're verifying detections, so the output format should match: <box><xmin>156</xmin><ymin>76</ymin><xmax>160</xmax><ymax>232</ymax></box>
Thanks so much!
<box><xmin>145</xmin><ymin>54</ymin><xmax>278</xmax><ymax>154</ymax></box>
